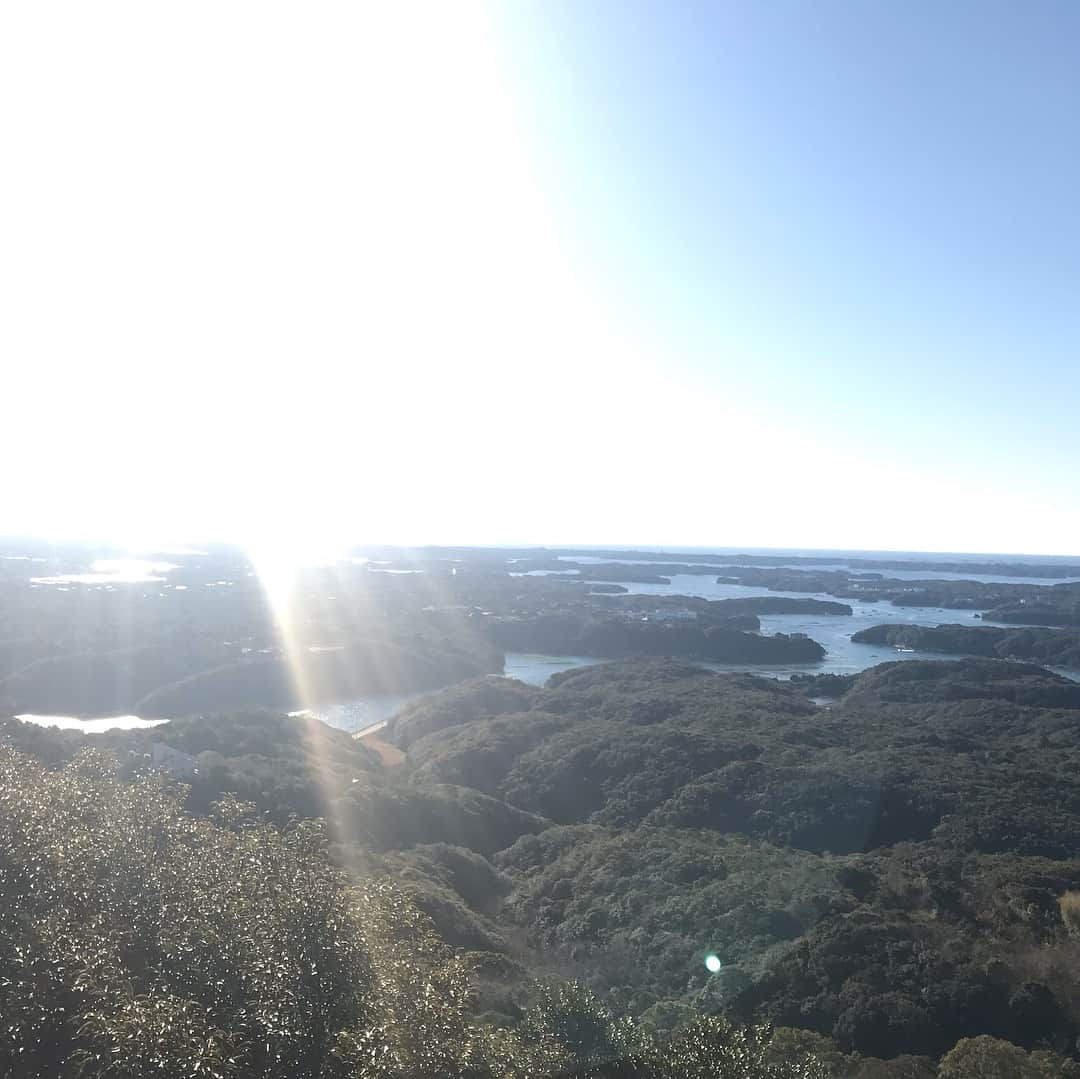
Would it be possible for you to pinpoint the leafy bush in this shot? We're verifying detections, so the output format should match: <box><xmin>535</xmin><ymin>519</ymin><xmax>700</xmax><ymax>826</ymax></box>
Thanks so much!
<box><xmin>0</xmin><ymin>745</ymin><xmax>509</xmax><ymax>1078</ymax></box>
<box><xmin>937</xmin><ymin>1035</ymin><xmax>1080</xmax><ymax>1078</ymax></box>
<box><xmin>1059</xmin><ymin>889</ymin><xmax>1080</xmax><ymax>935</ymax></box>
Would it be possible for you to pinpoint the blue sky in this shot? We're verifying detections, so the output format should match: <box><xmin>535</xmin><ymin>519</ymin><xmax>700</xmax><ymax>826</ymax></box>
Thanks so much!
<box><xmin>496</xmin><ymin>1</ymin><xmax>1080</xmax><ymax>477</ymax></box>
<box><xmin>2</xmin><ymin>2</ymin><xmax>1078</xmax><ymax>554</ymax></box>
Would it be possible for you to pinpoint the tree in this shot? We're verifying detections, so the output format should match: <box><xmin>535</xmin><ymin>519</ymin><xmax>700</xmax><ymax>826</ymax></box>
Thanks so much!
<box><xmin>0</xmin><ymin>744</ymin><xmax>829</xmax><ymax>1079</ymax></box>
<box><xmin>0</xmin><ymin>746</ymin><xmax>465</xmax><ymax>1078</ymax></box>
<box><xmin>937</xmin><ymin>1035</ymin><xmax>1080</xmax><ymax>1079</ymax></box>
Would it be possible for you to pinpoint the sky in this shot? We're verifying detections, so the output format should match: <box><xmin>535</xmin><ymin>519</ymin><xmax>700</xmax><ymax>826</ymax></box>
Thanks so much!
<box><xmin>2</xmin><ymin>1</ymin><xmax>1079</xmax><ymax>556</ymax></box>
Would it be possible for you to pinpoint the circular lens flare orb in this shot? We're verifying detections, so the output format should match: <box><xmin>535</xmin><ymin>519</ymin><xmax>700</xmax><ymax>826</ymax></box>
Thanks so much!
<box><xmin>704</xmin><ymin>953</ymin><xmax>722</xmax><ymax>974</ymax></box>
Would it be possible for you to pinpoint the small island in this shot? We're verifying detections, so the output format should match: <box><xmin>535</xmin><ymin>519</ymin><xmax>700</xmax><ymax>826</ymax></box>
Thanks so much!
<box><xmin>484</xmin><ymin>612</ymin><xmax>826</xmax><ymax>663</ymax></box>
<box><xmin>852</xmin><ymin>622</ymin><xmax>1080</xmax><ymax>667</ymax></box>
<box><xmin>707</xmin><ymin>595</ymin><xmax>853</xmax><ymax>616</ymax></box>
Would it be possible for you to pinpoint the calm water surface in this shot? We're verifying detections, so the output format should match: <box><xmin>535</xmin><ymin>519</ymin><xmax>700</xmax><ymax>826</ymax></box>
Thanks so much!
<box><xmin>619</xmin><ymin>575</ymin><xmax>1016</xmax><ymax>676</ymax></box>
<box><xmin>503</xmin><ymin>653</ymin><xmax>603</xmax><ymax>683</ymax></box>
<box><xmin>30</xmin><ymin>558</ymin><xmax>179</xmax><ymax>585</ymax></box>
<box><xmin>323</xmin><ymin>573</ymin><xmax>1080</xmax><ymax>727</ymax></box>
<box><xmin>505</xmin><ymin>566</ymin><xmax>1080</xmax><ymax>683</ymax></box>
<box><xmin>21</xmin><ymin>552</ymin><xmax>1079</xmax><ymax>736</ymax></box>
<box><xmin>296</xmin><ymin>694</ymin><xmax>421</xmax><ymax>734</ymax></box>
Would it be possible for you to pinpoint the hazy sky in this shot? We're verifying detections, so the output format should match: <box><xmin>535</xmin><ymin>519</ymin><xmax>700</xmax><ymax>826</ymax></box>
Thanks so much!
<box><xmin>3</xmin><ymin>2</ymin><xmax>1079</xmax><ymax>556</ymax></box>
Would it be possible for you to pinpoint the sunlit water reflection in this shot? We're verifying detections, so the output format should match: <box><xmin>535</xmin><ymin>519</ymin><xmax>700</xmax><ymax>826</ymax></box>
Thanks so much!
<box><xmin>30</xmin><ymin>558</ymin><xmax>179</xmax><ymax>585</ymax></box>
<box><xmin>16</xmin><ymin>714</ymin><xmax>168</xmax><ymax>732</ymax></box>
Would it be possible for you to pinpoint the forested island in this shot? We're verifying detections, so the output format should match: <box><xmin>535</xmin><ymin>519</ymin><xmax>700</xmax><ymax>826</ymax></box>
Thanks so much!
<box><xmin>9</xmin><ymin>542</ymin><xmax>1080</xmax><ymax>723</ymax></box>
<box><xmin>982</xmin><ymin>602</ymin><xmax>1080</xmax><ymax>627</ymax></box>
<box><xmin>485</xmin><ymin>613</ymin><xmax>825</xmax><ymax>663</ymax></box>
<box><xmin>498</xmin><ymin>547</ymin><xmax>1080</xmax><ymax>580</ymax></box>
<box><xmin>704</xmin><ymin>596</ymin><xmax>852</xmax><ymax>616</ymax></box>
<box><xmin>384</xmin><ymin>545</ymin><xmax>1080</xmax><ymax>579</ymax></box>
<box><xmin>0</xmin><ymin>548</ymin><xmax>843</xmax><ymax>716</ymax></box>
<box><xmin>852</xmin><ymin>623</ymin><xmax>1080</xmax><ymax>666</ymax></box>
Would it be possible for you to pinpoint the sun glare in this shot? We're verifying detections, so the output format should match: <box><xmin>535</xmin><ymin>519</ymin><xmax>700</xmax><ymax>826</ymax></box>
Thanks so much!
<box><xmin>6</xmin><ymin>5</ymin><xmax>1079</xmax><ymax>555</ymax></box>
<box><xmin>0</xmin><ymin>1</ymin><xmax>635</xmax><ymax>546</ymax></box>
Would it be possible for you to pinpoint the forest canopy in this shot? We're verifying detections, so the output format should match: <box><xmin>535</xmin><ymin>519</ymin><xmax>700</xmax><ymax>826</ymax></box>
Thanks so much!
<box><xmin>6</xmin><ymin>656</ymin><xmax>1080</xmax><ymax>1076</ymax></box>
